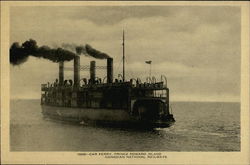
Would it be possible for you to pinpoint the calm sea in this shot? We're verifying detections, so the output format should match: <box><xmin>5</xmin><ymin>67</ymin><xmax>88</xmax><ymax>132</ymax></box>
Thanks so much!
<box><xmin>10</xmin><ymin>99</ymin><xmax>240</xmax><ymax>151</ymax></box>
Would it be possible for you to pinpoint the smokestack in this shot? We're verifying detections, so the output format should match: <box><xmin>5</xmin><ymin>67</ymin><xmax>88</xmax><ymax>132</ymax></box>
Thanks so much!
<box><xmin>90</xmin><ymin>61</ymin><xmax>96</xmax><ymax>84</ymax></box>
<box><xmin>59</xmin><ymin>61</ymin><xmax>64</xmax><ymax>86</ymax></box>
<box><xmin>107</xmin><ymin>58</ymin><xmax>113</xmax><ymax>83</ymax></box>
<box><xmin>74</xmin><ymin>55</ymin><xmax>80</xmax><ymax>88</ymax></box>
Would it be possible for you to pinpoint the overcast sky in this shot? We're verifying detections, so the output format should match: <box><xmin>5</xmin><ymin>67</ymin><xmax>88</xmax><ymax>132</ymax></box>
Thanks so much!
<box><xmin>10</xmin><ymin>6</ymin><xmax>241</xmax><ymax>102</ymax></box>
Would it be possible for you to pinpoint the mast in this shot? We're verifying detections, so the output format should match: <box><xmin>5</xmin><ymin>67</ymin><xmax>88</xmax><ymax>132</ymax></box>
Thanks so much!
<box><xmin>122</xmin><ymin>30</ymin><xmax>125</xmax><ymax>82</ymax></box>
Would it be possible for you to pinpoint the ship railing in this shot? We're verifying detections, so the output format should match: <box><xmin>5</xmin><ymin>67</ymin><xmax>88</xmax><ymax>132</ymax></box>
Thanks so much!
<box><xmin>143</xmin><ymin>76</ymin><xmax>168</xmax><ymax>87</ymax></box>
<box><xmin>79</xmin><ymin>81</ymin><xmax>132</xmax><ymax>89</ymax></box>
<box><xmin>42</xmin><ymin>85</ymin><xmax>75</xmax><ymax>91</ymax></box>
<box><xmin>134</xmin><ymin>82</ymin><xmax>164</xmax><ymax>89</ymax></box>
<box><xmin>41</xmin><ymin>84</ymin><xmax>48</xmax><ymax>91</ymax></box>
<box><xmin>63</xmin><ymin>86</ymin><xmax>74</xmax><ymax>91</ymax></box>
<box><xmin>131</xmin><ymin>96</ymin><xmax>167</xmax><ymax>100</ymax></box>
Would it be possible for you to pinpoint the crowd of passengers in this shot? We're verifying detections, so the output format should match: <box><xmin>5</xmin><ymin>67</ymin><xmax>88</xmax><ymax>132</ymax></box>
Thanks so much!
<box><xmin>46</xmin><ymin>78</ymin><xmax>128</xmax><ymax>88</ymax></box>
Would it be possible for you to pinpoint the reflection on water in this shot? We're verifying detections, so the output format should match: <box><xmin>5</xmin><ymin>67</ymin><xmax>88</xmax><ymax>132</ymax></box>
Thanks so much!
<box><xmin>10</xmin><ymin>99</ymin><xmax>240</xmax><ymax>151</ymax></box>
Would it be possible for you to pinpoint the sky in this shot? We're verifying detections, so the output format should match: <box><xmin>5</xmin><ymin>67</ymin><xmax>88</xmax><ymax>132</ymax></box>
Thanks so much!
<box><xmin>10</xmin><ymin>6</ymin><xmax>241</xmax><ymax>102</ymax></box>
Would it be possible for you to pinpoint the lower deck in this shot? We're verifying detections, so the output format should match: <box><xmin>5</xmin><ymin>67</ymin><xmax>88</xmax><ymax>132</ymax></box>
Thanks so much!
<box><xmin>41</xmin><ymin>105</ymin><xmax>175</xmax><ymax>128</ymax></box>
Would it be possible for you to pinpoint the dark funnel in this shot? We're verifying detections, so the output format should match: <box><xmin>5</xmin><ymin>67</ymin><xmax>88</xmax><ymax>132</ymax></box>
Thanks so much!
<box><xmin>90</xmin><ymin>61</ymin><xmax>96</xmax><ymax>84</ymax></box>
<box><xmin>74</xmin><ymin>56</ymin><xmax>80</xmax><ymax>88</ymax></box>
<box><xmin>59</xmin><ymin>61</ymin><xmax>64</xmax><ymax>86</ymax></box>
<box><xmin>107</xmin><ymin>58</ymin><xmax>113</xmax><ymax>83</ymax></box>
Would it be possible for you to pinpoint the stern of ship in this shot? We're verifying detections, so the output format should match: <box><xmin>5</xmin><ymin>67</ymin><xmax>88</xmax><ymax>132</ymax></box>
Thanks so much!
<box><xmin>131</xmin><ymin>98</ymin><xmax>175</xmax><ymax>128</ymax></box>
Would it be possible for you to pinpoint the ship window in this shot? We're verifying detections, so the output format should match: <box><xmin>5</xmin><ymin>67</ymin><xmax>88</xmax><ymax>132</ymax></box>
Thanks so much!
<box><xmin>154</xmin><ymin>90</ymin><xmax>166</xmax><ymax>98</ymax></box>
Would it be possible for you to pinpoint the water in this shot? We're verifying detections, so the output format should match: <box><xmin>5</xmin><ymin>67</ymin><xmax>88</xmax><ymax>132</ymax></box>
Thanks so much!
<box><xmin>10</xmin><ymin>99</ymin><xmax>240</xmax><ymax>151</ymax></box>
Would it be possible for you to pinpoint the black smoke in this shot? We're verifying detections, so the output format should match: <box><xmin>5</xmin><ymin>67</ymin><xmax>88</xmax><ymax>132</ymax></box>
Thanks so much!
<box><xmin>85</xmin><ymin>44</ymin><xmax>110</xmax><ymax>59</ymax></box>
<box><xmin>62</xmin><ymin>43</ymin><xmax>110</xmax><ymax>59</ymax></box>
<box><xmin>10</xmin><ymin>39</ymin><xmax>111</xmax><ymax>65</ymax></box>
<box><xmin>75</xmin><ymin>46</ymin><xmax>86</xmax><ymax>55</ymax></box>
<box><xmin>10</xmin><ymin>39</ymin><xmax>76</xmax><ymax>65</ymax></box>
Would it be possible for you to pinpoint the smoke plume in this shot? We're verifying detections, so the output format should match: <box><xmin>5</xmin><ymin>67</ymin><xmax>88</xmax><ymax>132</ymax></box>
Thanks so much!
<box><xmin>85</xmin><ymin>44</ymin><xmax>110</xmax><ymax>59</ymax></box>
<box><xmin>65</xmin><ymin>44</ymin><xmax>110</xmax><ymax>59</ymax></box>
<box><xmin>10</xmin><ymin>39</ymin><xmax>76</xmax><ymax>65</ymax></box>
<box><xmin>10</xmin><ymin>39</ymin><xmax>111</xmax><ymax>65</ymax></box>
<box><xmin>61</xmin><ymin>43</ymin><xmax>78</xmax><ymax>52</ymax></box>
<box><xmin>75</xmin><ymin>46</ymin><xmax>86</xmax><ymax>55</ymax></box>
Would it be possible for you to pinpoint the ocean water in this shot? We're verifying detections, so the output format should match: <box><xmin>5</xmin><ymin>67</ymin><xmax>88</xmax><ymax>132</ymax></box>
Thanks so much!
<box><xmin>10</xmin><ymin>99</ymin><xmax>240</xmax><ymax>151</ymax></box>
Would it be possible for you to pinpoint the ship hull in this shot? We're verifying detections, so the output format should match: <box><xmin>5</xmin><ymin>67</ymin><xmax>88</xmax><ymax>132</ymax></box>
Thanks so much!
<box><xmin>41</xmin><ymin>105</ymin><xmax>175</xmax><ymax>128</ymax></box>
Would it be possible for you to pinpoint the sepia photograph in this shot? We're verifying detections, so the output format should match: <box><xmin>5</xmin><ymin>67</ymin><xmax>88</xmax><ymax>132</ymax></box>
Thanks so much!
<box><xmin>1</xmin><ymin>1</ymin><xmax>249</xmax><ymax>164</ymax></box>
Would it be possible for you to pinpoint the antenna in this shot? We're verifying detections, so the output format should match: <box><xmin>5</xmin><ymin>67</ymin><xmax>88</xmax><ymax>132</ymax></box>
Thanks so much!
<box><xmin>122</xmin><ymin>30</ymin><xmax>125</xmax><ymax>82</ymax></box>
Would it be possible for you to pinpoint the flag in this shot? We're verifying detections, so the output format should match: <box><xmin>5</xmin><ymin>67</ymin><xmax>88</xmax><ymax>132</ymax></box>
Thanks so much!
<box><xmin>145</xmin><ymin>60</ymin><xmax>152</xmax><ymax>64</ymax></box>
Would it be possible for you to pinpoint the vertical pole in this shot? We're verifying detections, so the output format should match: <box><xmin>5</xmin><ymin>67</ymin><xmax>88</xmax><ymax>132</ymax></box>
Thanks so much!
<box><xmin>59</xmin><ymin>61</ymin><xmax>64</xmax><ymax>86</ymax></box>
<box><xmin>74</xmin><ymin>55</ymin><xmax>80</xmax><ymax>88</ymax></box>
<box><xmin>107</xmin><ymin>58</ymin><xmax>113</xmax><ymax>83</ymax></box>
<box><xmin>122</xmin><ymin>30</ymin><xmax>125</xmax><ymax>82</ymax></box>
<box><xmin>90</xmin><ymin>61</ymin><xmax>96</xmax><ymax>84</ymax></box>
<box><xmin>150</xmin><ymin>63</ymin><xmax>151</xmax><ymax>77</ymax></box>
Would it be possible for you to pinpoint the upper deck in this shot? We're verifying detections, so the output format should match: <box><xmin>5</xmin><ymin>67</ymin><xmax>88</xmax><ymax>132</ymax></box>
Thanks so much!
<box><xmin>41</xmin><ymin>80</ymin><xmax>168</xmax><ymax>98</ymax></box>
<box><xmin>41</xmin><ymin>80</ymin><xmax>169</xmax><ymax>109</ymax></box>
<box><xmin>41</xmin><ymin>57</ymin><xmax>169</xmax><ymax>109</ymax></box>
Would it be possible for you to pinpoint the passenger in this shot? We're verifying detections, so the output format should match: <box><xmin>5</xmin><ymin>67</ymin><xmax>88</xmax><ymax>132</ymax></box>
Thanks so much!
<box><xmin>136</xmin><ymin>79</ymin><xmax>139</xmax><ymax>85</ymax></box>
<box><xmin>54</xmin><ymin>79</ymin><xmax>59</xmax><ymax>87</ymax></box>
<box><xmin>83</xmin><ymin>78</ymin><xmax>87</xmax><ymax>85</ymax></box>
<box><xmin>80</xmin><ymin>79</ymin><xmax>84</xmax><ymax>87</ymax></box>
<box><xmin>64</xmin><ymin>80</ymin><xmax>68</xmax><ymax>86</ymax></box>
<box><xmin>64</xmin><ymin>80</ymin><xmax>67</xmax><ymax>86</ymax></box>
<box><xmin>69</xmin><ymin>79</ymin><xmax>73</xmax><ymax>86</ymax></box>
